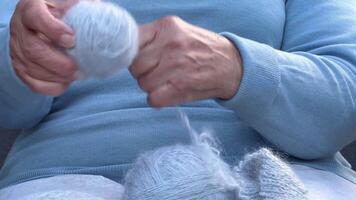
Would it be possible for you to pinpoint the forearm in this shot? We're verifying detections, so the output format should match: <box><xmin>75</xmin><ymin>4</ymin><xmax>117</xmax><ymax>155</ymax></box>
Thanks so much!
<box><xmin>218</xmin><ymin>34</ymin><xmax>356</xmax><ymax>159</ymax></box>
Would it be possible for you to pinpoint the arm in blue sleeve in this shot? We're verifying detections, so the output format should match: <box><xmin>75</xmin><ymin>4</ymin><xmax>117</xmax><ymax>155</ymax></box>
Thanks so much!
<box><xmin>0</xmin><ymin>0</ymin><xmax>53</xmax><ymax>129</ymax></box>
<box><xmin>218</xmin><ymin>0</ymin><xmax>356</xmax><ymax>159</ymax></box>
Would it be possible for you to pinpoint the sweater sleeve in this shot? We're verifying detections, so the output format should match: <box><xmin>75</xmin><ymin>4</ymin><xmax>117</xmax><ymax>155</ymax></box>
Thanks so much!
<box><xmin>217</xmin><ymin>0</ymin><xmax>356</xmax><ymax>159</ymax></box>
<box><xmin>0</xmin><ymin>0</ymin><xmax>53</xmax><ymax>129</ymax></box>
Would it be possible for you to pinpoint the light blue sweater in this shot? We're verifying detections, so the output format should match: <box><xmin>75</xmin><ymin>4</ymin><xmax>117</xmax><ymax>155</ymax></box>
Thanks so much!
<box><xmin>0</xmin><ymin>0</ymin><xmax>355</xmax><ymax>189</ymax></box>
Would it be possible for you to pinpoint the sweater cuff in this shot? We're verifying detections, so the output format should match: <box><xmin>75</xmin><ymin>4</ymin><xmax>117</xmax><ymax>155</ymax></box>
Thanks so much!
<box><xmin>216</xmin><ymin>32</ymin><xmax>281</xmax><ymax>118</ymax></box>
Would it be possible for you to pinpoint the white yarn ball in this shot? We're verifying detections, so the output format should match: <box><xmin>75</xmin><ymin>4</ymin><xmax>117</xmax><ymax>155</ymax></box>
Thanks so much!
<box><xmin>122</xmin><ymin>145</ymin><xmax>238</xmax><ymax>200</ymax></box>
<box><xmin>63</xmin><ymin>0</ymin><xmax>138</xmax><ymax>79</ymax></box>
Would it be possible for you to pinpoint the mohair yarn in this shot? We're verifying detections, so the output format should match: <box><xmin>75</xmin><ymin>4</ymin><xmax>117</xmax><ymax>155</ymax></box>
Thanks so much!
<box><xmin>121</xmin><ymin>110</ymin><xmax>308</xmax><ymax>200</ymax></box>
<box><xmin>62</xmin><ymin>0</ymin><xmax>138</xmax><ymax>78</ymax></box>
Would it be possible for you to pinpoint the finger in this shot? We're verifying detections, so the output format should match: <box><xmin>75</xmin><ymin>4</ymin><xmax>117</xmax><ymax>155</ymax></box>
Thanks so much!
<box><xmin>148</xmin><ymin>79</ymin><xmax>220</xmax><ymax>107</ymax></box>
<box><xmin>11</xmin><ymin>31</ymin><xmax>75</xmax><ymax>82</ymax></box>
<box><xmin>138</xmin><ymin>23</ymin><xmax>158</xmax><ymax>50</ymax></box>
<box><xmin>129</xmin><ymin>44</ymin><xmax>160</xmax><ymax>78</ymax></box>
<box><xmin>16</xmin><ymin>68</ymin><xmax>70</xmax><ymax>96</ymax></box>
<box><xmin>46</xmin><ymin>0</ymin><xmax>79</xmax><ymax>18</ymax></box>
<box><xmin>148</xmin><ymin>81</ymin><xmax>186</xmax><ymax>107</ymax></box>
<box><xmin>137</xmin><ymin>59</ymin><xmax>179</xmax><ymax>92</ymax></box>
<box><xmin>22</xmin><ymin>0</ymin><xmax>75</xmax><ymax>48</ymax></box>
<box><xmin>20</xmin><ymin>30</ymin><xmax>77</xmax><ymax>79</ymax></box>
<box><xmin>12</xmin><ymin>52</ymin><xmax>70</xmax><ymax>83</ymax></box>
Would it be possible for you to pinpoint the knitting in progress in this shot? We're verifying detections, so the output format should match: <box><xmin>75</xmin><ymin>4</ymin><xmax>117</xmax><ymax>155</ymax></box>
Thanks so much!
<box><xmin>63</xmin><ymin>0</ymin><xmax>138</xmax><ymax>78</ymax></box>
<box><xmin>59</xmin><ymin>0</ymin><xmax>308</xmax><ymax>199</ymax></box>
<box><xmin>121</xmin><ymin>110</ymin><xmax>308</xmax><ymax>200</ymax></box>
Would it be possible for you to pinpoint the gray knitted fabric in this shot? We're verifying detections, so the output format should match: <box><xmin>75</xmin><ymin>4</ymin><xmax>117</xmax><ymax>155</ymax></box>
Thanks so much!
<box><xmin>122</xmin><ymin>144</ymin><xmax>308</xmax><ymax>200</ymax></box>
<box><xmin>234</xmin><ymin>148</ymin><xmax>308</xmax><ymax>200</ymax></box>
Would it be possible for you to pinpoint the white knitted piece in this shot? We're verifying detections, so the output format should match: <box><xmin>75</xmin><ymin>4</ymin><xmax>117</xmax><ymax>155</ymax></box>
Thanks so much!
<box><xmin>234</xmin><ymin>148</ymin><xmax>308</xmax><ymax>200</ymax></box>
<box><xmin>63</xmin><ymin>0</ymin><xmax>138</xmax><ymax>78</ymax></box>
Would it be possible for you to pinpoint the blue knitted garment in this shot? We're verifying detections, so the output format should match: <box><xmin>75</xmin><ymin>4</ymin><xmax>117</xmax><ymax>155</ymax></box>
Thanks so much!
<box><xmin>0</xmin><ymin>0</ymin><xmax>355</xmax><ymax>190</ymax></box>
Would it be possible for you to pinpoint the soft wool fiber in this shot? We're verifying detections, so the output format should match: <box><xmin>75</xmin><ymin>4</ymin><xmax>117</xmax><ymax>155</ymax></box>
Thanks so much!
<box><xmin>63</xmin><ymin>0</ymin><xmax>138</xmax><ymax>78</ymax></box>
<box><xmin>121</xmin><ymin>111</ymin><xmax>308</xmax><ymax>200</ymax></box>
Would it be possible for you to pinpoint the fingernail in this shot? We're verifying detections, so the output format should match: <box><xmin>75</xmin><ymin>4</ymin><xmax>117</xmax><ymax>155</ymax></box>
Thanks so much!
<box><xmin>60</xmin><ymin>34</ymin><xmax>75</xmax><ymax>48</ymax></box>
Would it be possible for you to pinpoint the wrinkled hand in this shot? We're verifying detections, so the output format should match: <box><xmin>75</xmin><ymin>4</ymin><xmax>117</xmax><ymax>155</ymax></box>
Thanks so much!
<box><xmin>130</xmin><ymin>16</ymin><xmax>243</xmax><ymax>107</ymax></box>
<box><xmin>10</xmin><ymin>0</ymin><xmax>78</xmax><ymax>96</ymax></box>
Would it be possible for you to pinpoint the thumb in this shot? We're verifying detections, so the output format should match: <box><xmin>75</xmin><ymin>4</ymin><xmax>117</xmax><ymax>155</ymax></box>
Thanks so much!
<box><xmin>22</xmin><ymin>0</ymin><xmax>75</xmax><ymax>48</ymax></box>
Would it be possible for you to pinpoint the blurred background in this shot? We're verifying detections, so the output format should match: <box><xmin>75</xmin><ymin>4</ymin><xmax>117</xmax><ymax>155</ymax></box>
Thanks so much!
<box><xmin>0</xmin><ymin>128</ymin><xmax>355</xmax><ymax>169</ymax></box>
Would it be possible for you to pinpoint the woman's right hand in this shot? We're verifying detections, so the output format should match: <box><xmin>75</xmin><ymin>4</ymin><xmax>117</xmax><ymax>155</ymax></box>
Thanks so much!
<box><xmin>9</xmin><ymin>0</ymin><xmax>77</xmax><ymax>96</ymax></box>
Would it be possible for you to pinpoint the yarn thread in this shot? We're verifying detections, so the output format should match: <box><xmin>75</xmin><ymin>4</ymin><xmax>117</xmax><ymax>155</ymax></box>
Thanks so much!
<box><xmin>122</xmin><ymin>109</ymin><xmax>308</xmax><ymax>200</ymax></box>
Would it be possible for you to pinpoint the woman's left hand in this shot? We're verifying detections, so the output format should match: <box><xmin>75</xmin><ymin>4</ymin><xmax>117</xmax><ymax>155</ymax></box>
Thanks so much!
<box><xmin>130</xmin><ymin>16</ymin><xmax>243</xmax><ymax>107</ymax></box>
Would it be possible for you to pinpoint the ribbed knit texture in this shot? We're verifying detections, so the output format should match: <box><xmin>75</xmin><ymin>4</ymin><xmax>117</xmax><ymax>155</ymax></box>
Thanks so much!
<box><xmin>234</xmin><ymin>149</ymin><xmax>307</xmax><ymax>200</ymax></box>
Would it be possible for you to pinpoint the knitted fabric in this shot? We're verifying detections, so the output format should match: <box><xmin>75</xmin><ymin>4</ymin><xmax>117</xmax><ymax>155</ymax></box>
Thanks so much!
<box><xmin>121</xmin><ymin>110</ymin><xmax>308</xmax><ymax>200</ymax></box>
<box><xmin>121</xmin><ymin>146</ymin><xmax>308</xmax><ymax>200</ymax></box>
<box><xmin>234</xmin><ymin>149</ymin><xmax>308</xmax><ymax>200</ymax></box>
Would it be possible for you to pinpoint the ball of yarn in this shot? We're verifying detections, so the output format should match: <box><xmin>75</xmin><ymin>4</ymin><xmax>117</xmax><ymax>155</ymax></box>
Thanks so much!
<box><xmin>63</xmin><ymin>0</ymin><xmax>138</xmax><ymax>79</ymax></box>
<box><xmin>122</xmin><ymin>138</ymin><xmax>238</xmax><ymax>200</ymax></box>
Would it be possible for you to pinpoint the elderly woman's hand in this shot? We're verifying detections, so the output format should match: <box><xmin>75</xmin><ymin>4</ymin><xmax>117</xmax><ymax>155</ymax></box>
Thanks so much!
<box><xmin>9</xmin><ymin>0</ymin><xmax>78</xmax><ymax>96</ymax></box>
<box><xmin>130</xmin><ymin>16</ymin><xmax>243</xmax><ymax>107</ymax></box>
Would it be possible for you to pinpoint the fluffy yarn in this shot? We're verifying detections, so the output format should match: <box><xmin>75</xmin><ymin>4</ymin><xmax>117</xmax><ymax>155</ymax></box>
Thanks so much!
<box><xmin>121</xmin><ymin>110</ymin><xmax>308</xmax><ymax>200</ymax></box>
<box><xmin>234</xmin><ymin>148</ymin><xmax>308</xmax><ymax>200</ymax></box>
<box><xmin>63</xmin><ymin>0</ymin><xmax>138</xmax><ymax>78</ymax></box>
<box><xmin>122</xmin><ymin>144</ymin><xmax>238</xmax><ymax>200</ymax></box>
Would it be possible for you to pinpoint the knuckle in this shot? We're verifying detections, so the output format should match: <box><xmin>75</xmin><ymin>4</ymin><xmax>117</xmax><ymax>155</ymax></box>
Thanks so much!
<box><xmin>159</xmin><ymin>16</ymin><xmax>181</xmax><ymax>27</ymax></box>
<box><xmin>157</xmin><ymin>16</ymin><xmax>183</xmax><ymax>34</ymax></box>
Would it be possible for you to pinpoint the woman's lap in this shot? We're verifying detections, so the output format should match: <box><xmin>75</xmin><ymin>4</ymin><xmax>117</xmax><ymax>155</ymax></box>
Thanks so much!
<box><xmin>1</xmin><ymin>165</ymin><xmax>356</xmax><ymax>200</ymax></box>
<box><xmin>292</xmin><ymin>164</ymin><xmax>356</xmax><ymax>199</ymax></box>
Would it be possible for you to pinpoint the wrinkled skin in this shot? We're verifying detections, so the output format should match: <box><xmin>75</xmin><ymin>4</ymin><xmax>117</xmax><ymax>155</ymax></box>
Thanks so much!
<box><xmin>9</xmin><ymin>0</ymin><xmax>78</xmax><ymax>96</ymax></box>
<box><xmin>130</xmin><ymin>16</ymin><xmax>243</xmax><ymax>107</ymax></box>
